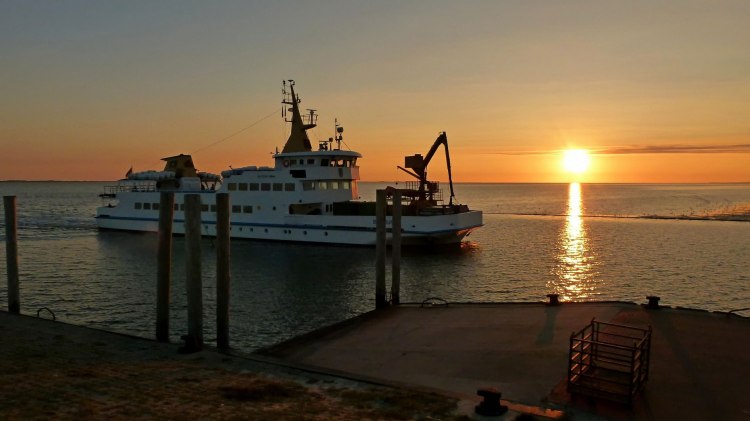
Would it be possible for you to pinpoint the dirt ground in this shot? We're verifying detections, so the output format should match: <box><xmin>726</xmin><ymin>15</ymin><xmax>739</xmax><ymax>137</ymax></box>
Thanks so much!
<box><xmin>0</xmin><ymin>312</ymin><xmax>469</xmax><ymax>420</ymax></box>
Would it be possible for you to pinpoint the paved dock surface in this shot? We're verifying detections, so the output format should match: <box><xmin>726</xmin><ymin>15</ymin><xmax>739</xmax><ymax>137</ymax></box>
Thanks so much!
<box><xmin>263</xmin><ymin>302</ymin><xmax>750</xmax><ymax>420</ymax></box>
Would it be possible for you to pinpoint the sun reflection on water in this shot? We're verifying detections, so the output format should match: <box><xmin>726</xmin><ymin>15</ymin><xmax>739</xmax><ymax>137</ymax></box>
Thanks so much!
<box><xmin>550</xmin><ymin>182</ymin><xmax>599</xmax><ymax>300</ymax></box>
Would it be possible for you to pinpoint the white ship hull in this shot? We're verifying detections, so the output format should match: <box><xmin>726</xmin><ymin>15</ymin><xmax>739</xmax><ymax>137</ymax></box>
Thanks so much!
<box><xmin>97</xmin><ymin>201</ymin><xmax>482</xmax><ymax>246</ymax></box>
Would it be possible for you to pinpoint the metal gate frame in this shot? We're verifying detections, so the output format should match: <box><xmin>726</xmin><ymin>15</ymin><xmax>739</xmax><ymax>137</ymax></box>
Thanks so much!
<box><xmin>568</xmin><ymin>319</ymin><xmax>652</xmax><ymax>405</ymax></box>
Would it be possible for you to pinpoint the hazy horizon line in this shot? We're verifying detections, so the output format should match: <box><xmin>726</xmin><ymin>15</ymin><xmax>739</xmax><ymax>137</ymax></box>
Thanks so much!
<box><xmin>2</xmin><ymin>179</ymin><xmax>749</xmax><ymax>185</ymax></box>
<box><xmin>490</xmin><ymin>143</ymin><xmax>750</xmax><ymax>156</ymax></box>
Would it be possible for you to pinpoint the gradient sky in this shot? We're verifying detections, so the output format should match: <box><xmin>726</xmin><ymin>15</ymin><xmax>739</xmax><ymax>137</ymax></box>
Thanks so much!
<box><xmin>1</xmin><ymin>1</ymin><xmax>749</xmax><ymax>182</ymax></box>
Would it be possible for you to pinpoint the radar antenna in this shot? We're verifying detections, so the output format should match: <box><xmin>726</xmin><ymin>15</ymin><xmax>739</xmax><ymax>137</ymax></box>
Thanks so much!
<box><xmin>334</xmin><ymin>118</ymin><xmax>344</xmax><ymax>150</ymax></box>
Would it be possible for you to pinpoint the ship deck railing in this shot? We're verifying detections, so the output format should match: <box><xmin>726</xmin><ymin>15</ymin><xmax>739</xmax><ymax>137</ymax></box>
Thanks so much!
<box><xmin>100</xmin><ymin>183</ymin><xmax>157</xmax><ymax>197</ymax></box>
<box><xmin>399</xmin><ymin>181</ymin><xmax>444</xmax><ymax>203</ymax></box>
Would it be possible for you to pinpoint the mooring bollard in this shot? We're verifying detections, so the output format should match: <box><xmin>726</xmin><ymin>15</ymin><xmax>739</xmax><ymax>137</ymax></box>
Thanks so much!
<box><xmin>475</xmin><ymin>387</ymin><xmax>508</xmax><ymax>416</ymax></box>
<box><xmin>646</xmin><ymin>295</ymin><xmax>661</xmax><ymax>309</ymax></box>
<box><xmin>4</xmin><ymin>196</ymin><xmax>20</xmax><ymax>314</ymax></box>
<box><xmin>156</xmin><ymin>192</ymin><xmax>175</xmax><ymax>342</ymax></box>
<box><xmin>375</xmin><ymin>190</ymin><xmax>387</xmax><ymax>309</ymax></box>
<box><xmin>546</xmin><ymin>293</ymin><xmax>560</xmax><ymax>306</ymax></box>
<box><xmin>184</xmin><ymin>194</ymin><xmax>203</xmax><ymax>351</ymax></box>
<box><xmin>216</xmin><ymin>193</ymin><xmax>231</xmax><ymax>351</ymax></box>
<box><xmin>391</xmin><ymin>190</ymin><xmax>402</xmax><ymax>305</ymax></box>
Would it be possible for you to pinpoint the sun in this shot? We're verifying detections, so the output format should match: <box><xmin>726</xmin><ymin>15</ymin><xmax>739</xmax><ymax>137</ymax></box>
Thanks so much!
<box><xmin>562</xmin><ymin>149</ymin><xmax>591</xmax><ymax>174</ymax></box>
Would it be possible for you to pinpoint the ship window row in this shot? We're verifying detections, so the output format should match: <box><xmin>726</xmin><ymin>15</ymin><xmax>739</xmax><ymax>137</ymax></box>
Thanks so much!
<box><xmin>135</xmin><ymin>202</ymin><xmax>160</xmax><ymax>210</ymax></box>
<box><xmin>226</xmin><ymin>182</ymin><xmax>295</xmax><ymax>192</ymax></box>
<box><xmin>302</xmin><ymin>180</ymin><xmax>351</xmax><ymax>191</ymax></box>
<box><xmin>285</xmin><ymin>158</ymin><xmax>356</xmax><ymax>168</ymax></box>
<box><xmin>286</xmin><ymin>158</ymin><xmax>316</xmax><ymax>166</ymax></box>
<box><xmin>232</xmin><ymin>205</ymin><xmax>256</xmax><ymax>214</ymax></box>
<box><xmin>133</xmin><ymin>202</ymin><xmax>258</xmax><ymax>214</ymax></box>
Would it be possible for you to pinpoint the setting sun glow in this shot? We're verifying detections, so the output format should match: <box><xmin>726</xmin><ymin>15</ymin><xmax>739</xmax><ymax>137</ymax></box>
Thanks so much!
<box><xmin>1</xmin><ymin>3</ymin><xmax>749</xmax><ymax>183</ymax></box>
<box><xmin>562</xmin><ymin>150</ymin><xmax>591</xmax><ymax>174</ymax></box>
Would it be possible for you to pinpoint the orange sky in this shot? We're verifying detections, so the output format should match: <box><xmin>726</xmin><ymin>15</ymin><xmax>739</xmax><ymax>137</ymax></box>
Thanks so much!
<box><xmin>1</xmin><ymin>2</ymin><xmax>749</xmax><ymax>183</ymax></box>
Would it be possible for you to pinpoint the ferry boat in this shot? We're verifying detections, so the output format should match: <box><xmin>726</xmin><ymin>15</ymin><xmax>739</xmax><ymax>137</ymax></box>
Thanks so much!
<box><xmin>96</xmin><ymin>81</ymin><xmax>482</xmax><ymax>245</ymax></box>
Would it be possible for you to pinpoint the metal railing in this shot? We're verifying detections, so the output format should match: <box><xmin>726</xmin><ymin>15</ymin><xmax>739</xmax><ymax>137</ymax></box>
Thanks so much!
<box><xmin>568</xmin><ymin>319</ymin><xmax>652</xmax><ymax>406</ymax></box>
<box><xmin>100</xmin><ymin>183</ymin><xmax>157</xmax><ymax>197</ymax></box>
<box><xmin>401</xmin><ymin>180</ymin><xmax>443</xmax><ymax>203</ymax></box>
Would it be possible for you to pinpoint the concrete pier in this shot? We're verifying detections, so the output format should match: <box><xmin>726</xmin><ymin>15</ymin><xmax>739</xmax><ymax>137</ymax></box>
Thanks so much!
<box><xmin>262</xmin><ymin>302</ymin><xmax>750</xmax><ymax>420</ymax></box>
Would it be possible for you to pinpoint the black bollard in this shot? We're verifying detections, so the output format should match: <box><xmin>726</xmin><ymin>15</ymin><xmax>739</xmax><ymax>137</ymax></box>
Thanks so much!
<box><xmin>646</xmin><ymin>295</ymin><xmax>661</xmax><ymax>309</ymax></box>
<box><xmin>475</xmin><ymin>387</ymin><xmax>508</xmax><ymax>416</ymax></box>
<box><xmin>546</xmin><ymin>293</ymin><xmax>560</xmax><ymax>306</ymax></box>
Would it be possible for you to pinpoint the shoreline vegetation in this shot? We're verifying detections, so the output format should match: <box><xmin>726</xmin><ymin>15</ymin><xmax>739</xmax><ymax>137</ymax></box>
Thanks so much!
<box><xmin>495</xmin><ymin>206</ymin><xmax>750</xmax><ymax>222</ymax></box>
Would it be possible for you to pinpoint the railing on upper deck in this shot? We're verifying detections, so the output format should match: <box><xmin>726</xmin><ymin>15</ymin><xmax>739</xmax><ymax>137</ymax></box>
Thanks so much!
<box><xmin>401</xmin><ymin>180</ymin><xmax>443</xmax><ymax>203</ymax></box>
<box><xmin>99</xmin><ymin>183</ymin><xmax>157</xmax><ymax>197</ymax></box>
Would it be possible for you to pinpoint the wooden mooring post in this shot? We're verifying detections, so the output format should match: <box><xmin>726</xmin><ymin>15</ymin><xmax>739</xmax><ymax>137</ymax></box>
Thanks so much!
<box><xmin>156</xmin><ymin>192</ymin><xmax>174</xmax><ymax>342</ymax></box>
<box><xmin>3</xmin><ymin>196</ymin><xmax>20</xmax><ymax>314</ymax></box>
<box><xmin>391</xmin><ymin>190</ymin><xmax>402</xmax><ymax>305</ymax></box>
<box><xmin>375</xmin><ymin>190</ymin><xmax>387</xmax><ymax>309</ymax></box>
<box><xmin>184</xmin><ymin>194</ymin><xmax>203</xmax><ymax>351</ymax></box>
<box><xmin>215</xmin><ymin>193</ymin><xmax>231</xmax><ymax>351</ymax></box>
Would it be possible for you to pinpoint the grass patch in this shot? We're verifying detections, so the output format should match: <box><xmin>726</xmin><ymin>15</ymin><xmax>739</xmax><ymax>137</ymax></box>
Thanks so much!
<box><xmin>328</xmin><ymin>387</ymin><xmax>469</xmax><ymax>420</ymax></box>
<box><xmin>219</xmin><ymin>377</ymin><xmax>307</xmax><ymax>402</ymax></box>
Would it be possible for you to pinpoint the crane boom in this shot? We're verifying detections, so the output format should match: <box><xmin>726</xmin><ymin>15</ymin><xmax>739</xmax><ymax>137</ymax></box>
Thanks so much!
<box><xmin>403</xmin><ymin>132</ymin><xmax>455</xmax><ymax>205</ymax></box>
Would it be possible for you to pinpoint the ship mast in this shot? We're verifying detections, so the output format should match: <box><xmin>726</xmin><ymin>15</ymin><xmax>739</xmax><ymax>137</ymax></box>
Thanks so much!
<box><xmin>281</xmin><ymin>80</ymin><xmax>316</xmax><ymax>153</ymax></box>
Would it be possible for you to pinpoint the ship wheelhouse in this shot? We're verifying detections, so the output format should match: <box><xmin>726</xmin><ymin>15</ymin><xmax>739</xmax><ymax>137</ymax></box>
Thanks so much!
<box><xmin>219</xmin><ymin>149</ymin><xmax>361</xmax><ymax>217</ymax></box>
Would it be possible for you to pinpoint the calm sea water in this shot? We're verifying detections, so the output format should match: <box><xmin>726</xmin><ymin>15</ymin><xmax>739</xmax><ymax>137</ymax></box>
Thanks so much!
<box><xmin>1</xmin><ymin>181</ymin><xmax>749</xmax><ymax>350</ymax></box>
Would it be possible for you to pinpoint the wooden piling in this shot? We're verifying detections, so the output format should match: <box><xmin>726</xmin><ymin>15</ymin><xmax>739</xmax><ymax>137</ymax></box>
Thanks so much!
<box><xmin>375</xmin><ymin>190</ymin><xmax>387</xmax><ymax>309</ymax></box>
<box><xmin>215</xmin><ymin>193</ymin><xmax>231</xmax><ymax>351</ymax></box>
<box><xmin>3</xmin><ymin>196</ymin><xmax>20</xmax><ymax>314</ymax></box>
<box><xmin>184</xmin><ymin>194</ymin><xmax>203</xmax><ymax>351</ymax></box>
<box><xmin>156</xmin><ymin>192</ymin><xmax>174</xmax><ymax>342</ymax></box>
<box><xmin>391</xmin><ymin>190</ymin><xmax>402</xmax><ymax>305</ymax></box>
